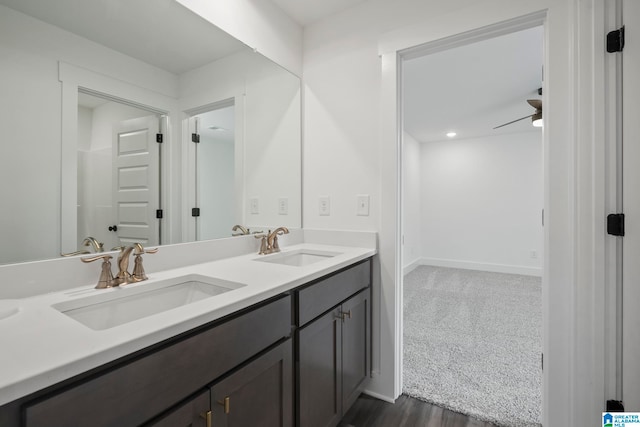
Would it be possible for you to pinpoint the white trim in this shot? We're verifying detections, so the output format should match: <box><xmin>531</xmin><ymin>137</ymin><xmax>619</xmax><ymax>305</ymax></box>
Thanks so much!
<box><xmin>402</xmin><ymin>259</ymin><xmax>421</xmax><ymax>276</ymax></box>
<box><xmin>378</xmin><ymin>5</ymin><xmax>574</xmax><ymax>425</ymax></box>
<box><xmin>397</xmin><ymin>10</ymin><xmax>547</xmax><ymax>60</ymax></box>
<box><xmin>413</xmin><ymin>258</ymin><xmax>542</xmax><ymax>277</ymax></box>
<box><xmin>362</xmin><ymin>389</ymin><xmax>395</xmax><ymax>404</ymax></box>
<box><xmin>604</xmin><ymin>0</ymin><xmax>623</xmax><ymax>402</ymax></box>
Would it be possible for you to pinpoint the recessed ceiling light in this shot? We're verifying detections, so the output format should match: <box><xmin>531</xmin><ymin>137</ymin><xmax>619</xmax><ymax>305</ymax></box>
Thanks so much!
<box><xmin>446</xmin><ymin>132</ymin><xmax>457</xmax><ymax>138</ymax></box>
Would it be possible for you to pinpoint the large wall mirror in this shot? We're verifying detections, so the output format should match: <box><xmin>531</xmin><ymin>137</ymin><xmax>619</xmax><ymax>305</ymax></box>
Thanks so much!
<box><xmin>0</xmin><ymin>0</ymin><xmax>301</xmax><ymax>265</ymax></box>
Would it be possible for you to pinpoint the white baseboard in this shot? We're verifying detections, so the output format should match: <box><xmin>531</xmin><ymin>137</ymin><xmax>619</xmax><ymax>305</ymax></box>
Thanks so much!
<box><xmin>416</xmin><ymin>257</ymin><xmax>542</xmax><ymax>277</ymax></box>
<box><xmin>402</xmin><ymin>258</ymin><xmax>421</xmax><ymax>275</ymax></box>
<box><xmin>361</xmin><ymin>389</ymin><xmax>396</xmax><ymax>404</ymax></box>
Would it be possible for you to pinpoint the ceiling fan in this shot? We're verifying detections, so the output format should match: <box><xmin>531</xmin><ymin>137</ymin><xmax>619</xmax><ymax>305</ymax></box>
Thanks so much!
<box><xmin>493</xmin><ymin>93</ymin><xmax>543</xmax><ymax>130</ymax></box>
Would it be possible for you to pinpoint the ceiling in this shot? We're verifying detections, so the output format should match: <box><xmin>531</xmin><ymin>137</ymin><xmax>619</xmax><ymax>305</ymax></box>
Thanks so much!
<box><xmin>0</xmin><ymin>0</ymin><xmax>248</xmax><ymax>75</ymax></box>
<box><xmin>271</xmin><ymin>0</ymin><xmax>370</xmax><ymax>26</ymax></box>
<box><xmin>403</xmin><ymin>26</ymin><xmax>544</xmax><ymax>143</ymax></box>
<box><xmin>4</xmin><ymin>0</ymin><xmax>542</xmax><ymax>142</ymax></box>
<box><xmin>198</xmin><ymin>106</ymin><xmax>235</xmax><ymax>143</ymax></box>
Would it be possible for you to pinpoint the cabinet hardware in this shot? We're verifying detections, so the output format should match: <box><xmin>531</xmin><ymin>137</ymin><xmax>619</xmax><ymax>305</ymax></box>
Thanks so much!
<box><xmin>340</xmin><ymin>310</ymin><xmax>352</xmax><ymax>321</ymax></box>
<box><xmin>200</xmin><ymin>410</ymin><xmax>212</xmax><ymax>427</ymax></box>
<box><xmin>217</xmin><ymin>396</ymin><xmax>230</xmax><ymax>414</ymax></box>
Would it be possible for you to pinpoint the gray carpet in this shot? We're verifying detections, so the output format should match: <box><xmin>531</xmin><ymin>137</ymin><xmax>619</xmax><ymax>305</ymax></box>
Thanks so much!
<box><xmin>403</xmin><ymin>266</ymin><xmax>542</xmax><ymax>427</ymax></box>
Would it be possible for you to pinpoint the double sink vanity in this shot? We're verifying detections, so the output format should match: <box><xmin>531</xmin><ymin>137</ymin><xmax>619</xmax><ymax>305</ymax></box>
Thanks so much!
<box><xmin>0</xmin><ymin>231</ymin><xmax>376</xmax><ymax>427</ymax></box>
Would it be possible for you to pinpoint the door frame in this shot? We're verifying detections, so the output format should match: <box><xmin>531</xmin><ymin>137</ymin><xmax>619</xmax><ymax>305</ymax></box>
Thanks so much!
<box><xmin>59</xmin><ymin>62</ymin><xmax>175</xmax><ymax>253</ymax></box>
<box><xmin>397</xmin><ymin>13</ymin><xmax>545</xmax><ymax>419</ymax></box>
<box><xmin>373</xmin><ymin>3</ymin><xmax>617</xmax><ymax>426</ymax></box>
<box><xmin>181</xmin><ymin>96</ymin><xmax>245</xmax><ymax>242</ymax></box>
<box><xmin>621</xmin><ymin>0</ymin><xmax>640</xmax><ymax>408</ymax></box>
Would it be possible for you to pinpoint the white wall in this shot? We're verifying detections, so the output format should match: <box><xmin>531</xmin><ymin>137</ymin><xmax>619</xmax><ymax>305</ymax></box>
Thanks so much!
<box><xmin>175</xmin><ymin>0</ymin><xmax>303</xmax><ymax>76</ymax></box>
<box><xmin>0</xmin><ymin>5</ymin><xmax>177</xmax><ymax>264</ymax></box>
<box><xmin>179</xmin><ymin>50</ymin><xmax>302</xmax><ymax>233</ymax></box>
<box><xmin>302</xmin><ymin>1</ymin><xmax>605</xmax><ymax>426</ymax></box>
<box><xmin>402</xmin><ymin>132</ymin><xmax>422</xmax><ymax>272</ymax></box>
<box><xmin>244</xmin><ymin>64</ymin><xmax>301</xmax><ymax>230</ymax></box>
<box><xmin>417</xmin><ymin>132</ymin><xmax>543</xmax><ymax>276</ymax></box>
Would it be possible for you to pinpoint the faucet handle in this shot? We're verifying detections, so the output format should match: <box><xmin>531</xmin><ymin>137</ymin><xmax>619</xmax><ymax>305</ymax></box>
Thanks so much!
<box><xmin>131</xmin><ymin>244</ymin><xmax>158</xmax><ymax>282</ymax></box>
<box><xmin>81</xmin><ymin>254</ymin><xmax>116</xmax><ymax>289</ymax></box>
<box><xmin>254</xmin><ymin>234</ymin><xmax>269</xmax><ymax>255</ymax></box>
<box><xmin>232</xmin><ymin>224</ymin><xmax>250</xmax><ymax>236</ymax></box>
<box><xmin>61</xmin><ymin>250</ymin><xmax>90</xmax><ymax>257</ymax></box>
<box><xmin>133</xmin><ymin>243</ymin><xmax>159</xmax><ymax>255</ymax></box>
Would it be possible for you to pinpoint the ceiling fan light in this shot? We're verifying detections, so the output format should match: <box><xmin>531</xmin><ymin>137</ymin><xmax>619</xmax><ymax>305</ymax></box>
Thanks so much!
<box><xmin>531</xmin><ymin>111</ymin><xmax>543</xmax><ymax>127</ymax></box>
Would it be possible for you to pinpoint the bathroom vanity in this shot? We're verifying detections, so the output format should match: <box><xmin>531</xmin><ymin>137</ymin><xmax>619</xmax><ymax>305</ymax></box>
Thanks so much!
<box><xmin>0</xmin><ymin>239</ymin><xmax>374</xmax><ymax>427</ymax></box>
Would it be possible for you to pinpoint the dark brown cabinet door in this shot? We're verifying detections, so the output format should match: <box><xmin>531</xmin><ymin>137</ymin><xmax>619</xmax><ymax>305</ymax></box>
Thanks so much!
<box><xmin>146</xmin><ymin>390</ymin><xmax>210</xmax><ymax>427</ymax></box>
<box><xmin>298</xmin><ymin>289</ymin><xmax>371</xmax><ymax>427</ymax></box>
<box><xmin>23</xmin><ymin>295</ymin><xmax>291</xmax><ymax>427</ymax></box>
<box><xmin>341</xmin><ymin>289</ymin><xmax>370</xmax><ymax>412</ymax></box>
<box><xmin>298</xmin><ymin>307</ymin><xmax>342</xmax><ymax>427</ymax></box>
<box><xmin>210</xmin><ymin>339</ymin><xmax>293</xmax><ymax>427</ymax></box>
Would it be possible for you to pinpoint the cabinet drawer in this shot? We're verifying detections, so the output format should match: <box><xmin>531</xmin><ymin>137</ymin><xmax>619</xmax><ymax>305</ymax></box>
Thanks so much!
<box><xmin>297</xmin><ymin>259</ymin><xmax>370</xmax><ymax>326</ymax></box>
<box><xmin>24</xmin><ymin>295</ymin><xmax>292</xmax><ymax>427</ymax></box>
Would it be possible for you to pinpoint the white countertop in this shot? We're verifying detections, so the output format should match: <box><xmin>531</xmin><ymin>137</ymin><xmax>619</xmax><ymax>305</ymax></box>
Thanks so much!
<box><xmin>0</xmin><ymin>243</ymin><xmax>376</xmax><ymax>406</ymax></box>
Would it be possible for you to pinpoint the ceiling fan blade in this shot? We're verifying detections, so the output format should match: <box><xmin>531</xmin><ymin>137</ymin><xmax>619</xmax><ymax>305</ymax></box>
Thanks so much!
<box><xmin>527</xmin><ymin>99</ymin><xmax>542</xmax><ymax>110</ymax></box>
<box><xmin>493</xmin><ymin>114</ymin><xmax>534</xmax><ymax>129</ymax></box>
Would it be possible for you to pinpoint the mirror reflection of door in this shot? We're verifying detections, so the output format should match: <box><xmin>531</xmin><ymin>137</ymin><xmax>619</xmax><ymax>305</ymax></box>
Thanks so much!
<box><xmin>112</xmin><ymin>116</ymin><xmax>161</xmax><ymax>248</ymax></box>
<box><xmin>190</xmin><ymin>103</ymin><xmax>236</xmax><ymax>241</ymax></box>
<box><xmin>77</xmin><ymin>92</ymin><xmax>161</xmax><ymax>251</ymax></box>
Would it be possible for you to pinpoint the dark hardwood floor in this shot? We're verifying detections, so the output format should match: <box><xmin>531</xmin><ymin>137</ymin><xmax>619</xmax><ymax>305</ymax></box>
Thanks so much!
<box><xmin>339</xmin><ymin>394</ymin><xmax>497</xmax><ymax>427</ymax></box>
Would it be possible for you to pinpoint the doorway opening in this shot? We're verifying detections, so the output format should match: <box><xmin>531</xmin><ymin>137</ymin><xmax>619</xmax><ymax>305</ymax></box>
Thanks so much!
<box><xmin>184</xmin><ymin>99</ymin><xmax>241</xmax><ymax>241</ymax></box>
<box><xmin>399</xmin><ymin>25</ymin><xmax>544</xmax><ymax>426</ymax></box>
<box><xmin>75</xmin><ymin>90</ymin><xmax>165</xmax><ymax>252</ymax></box>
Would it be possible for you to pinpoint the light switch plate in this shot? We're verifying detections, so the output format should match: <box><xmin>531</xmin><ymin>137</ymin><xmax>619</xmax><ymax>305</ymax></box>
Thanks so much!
<box><xmin>250</xmin><ymin>198</ymin><xmax>259</xmax><ymax>214</ymax></box>
<box><xmin>319</xmin><ymin>196</ymin><xmax>330</xmax><ymax>216</ymax></box>
<box><xmin>278</xmin><ymin>198</ymin><xmax>288</xmax><ymax>215</ymax></box>
<box><xmin>356</xmin><ymin>194</ymin><xmax>370</xmax><ymax>216</ymax></box>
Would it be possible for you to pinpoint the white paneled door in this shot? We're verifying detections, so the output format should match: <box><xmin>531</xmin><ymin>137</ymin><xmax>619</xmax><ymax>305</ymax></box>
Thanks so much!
<box><xmin>112</xmin><ymin>116</ymin><xmax>160</xmax><ymax>247</ymax></box>
<box><xmin>623</xmin><ymin>0</ymin><xmax>640</xmax><ymax>411</ymax></box>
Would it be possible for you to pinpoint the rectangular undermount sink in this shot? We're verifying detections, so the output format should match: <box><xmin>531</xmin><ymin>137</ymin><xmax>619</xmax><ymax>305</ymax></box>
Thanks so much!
<box><xmin>53</xmin><ymin>275</ymin><xmax>245</xmax><ymax>330</ymax></box>
<box><xmin>255</xmin><ymin>249</ymin><xmax>342</xmax><ymax>267</ymax></box>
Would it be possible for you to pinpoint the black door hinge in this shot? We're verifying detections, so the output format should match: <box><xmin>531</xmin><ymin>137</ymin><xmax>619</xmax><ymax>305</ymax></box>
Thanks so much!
<box><xmin>606</xmin><ymin>400</ymin><xmax>625</xmax><ymax>412</ymax></box>
<box><xmin>191</xmin><ymin>133</ymin><xmax>200</xmax><ymax>143</ymax></box>
<box><xmin>192</xmin><ymin>207</ymin><xmax>200</xmax><ymax>217</ymax></box>
<box><xmin>607</xmin><ymin>213</ymin><xmax>625</xmax><ymax>236</ymax></box>
<box><xmin>607</xmin><ymin>27</ymin><xmax>625</xmax><ymax>53</ymax></box>
<box><xmin>156</xmin><ymin>133</ymin><xmax>163</xmax><ymax>143</ymax></box>
<box><xmin>156</xmin><ymin>209</ymin><xmax>163</xmax><ymax>219</ymax></box>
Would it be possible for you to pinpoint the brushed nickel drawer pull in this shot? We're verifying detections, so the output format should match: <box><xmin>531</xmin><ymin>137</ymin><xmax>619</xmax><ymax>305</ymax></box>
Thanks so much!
<box><xmin>341</xmin><ymin>310</ymin><xmax>352</xmax><ymax>320</ymax></box>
